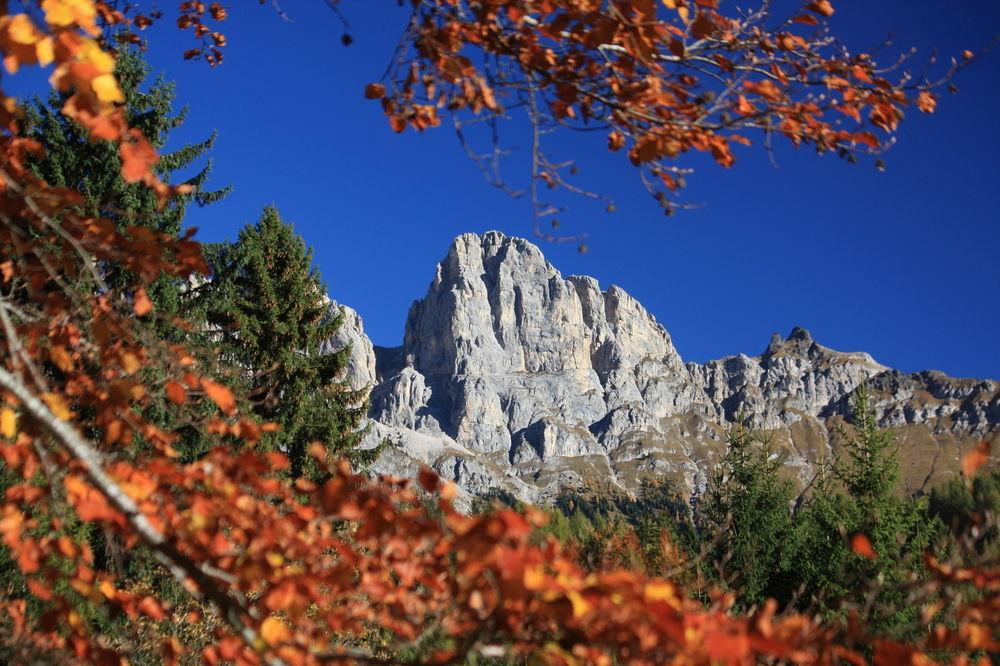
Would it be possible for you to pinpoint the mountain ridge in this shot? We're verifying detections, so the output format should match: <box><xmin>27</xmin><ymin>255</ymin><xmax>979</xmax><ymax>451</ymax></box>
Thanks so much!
<box><xmin>325</xmin><ymin>231</ymin><xmax>999</xmax><ymax>506</ymax></box>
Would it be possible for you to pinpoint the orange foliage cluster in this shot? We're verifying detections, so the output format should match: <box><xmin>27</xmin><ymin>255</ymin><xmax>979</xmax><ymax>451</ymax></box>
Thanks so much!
<box><xmin>0</xmin><ymin>2</ymin><xmax>993</xmax><ymax>665</ymax></box>
<box><xmin>370</xmin><ymin>0</ymin><xmax>970</xmax><ymax>221</ymax></box>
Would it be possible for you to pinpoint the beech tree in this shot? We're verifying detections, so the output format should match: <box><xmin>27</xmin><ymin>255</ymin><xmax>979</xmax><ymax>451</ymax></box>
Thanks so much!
<box><xmin>0</xmin><ymin>2</ymin><xmax>995</xmax><ymax>665</ymax></box>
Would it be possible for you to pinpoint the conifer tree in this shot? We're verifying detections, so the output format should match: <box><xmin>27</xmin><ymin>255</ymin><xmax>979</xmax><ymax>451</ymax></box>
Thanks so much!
<box><xmin>203</xmin><ymin>207</ymin><xmax>373</xmax><ymax>476</ymax></box>
<box><xmin>779</xmin><ymin>387</ymin><xmax>940</xmax><ymax>636</ymax></box>
<box><xmin>698</xmin><ymin>419</ymin><xmax>794</xmax><ymax>609</ymax></box>
<box><xmin>22</xmin><ymin>45</ymin><xmax>228</xmax><ymax>315</ymax></box>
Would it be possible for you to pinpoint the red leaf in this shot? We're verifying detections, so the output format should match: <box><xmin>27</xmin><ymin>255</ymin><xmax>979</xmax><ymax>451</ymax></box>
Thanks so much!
<box><xmin>418</xmin><ymin>467</ymin><xmax>440</xmax><ymax>493</ymax></box>
<box><xmin>364</xmin><ymin>83</ymin><xmax>386</xmax><ymax>99</ymax></box>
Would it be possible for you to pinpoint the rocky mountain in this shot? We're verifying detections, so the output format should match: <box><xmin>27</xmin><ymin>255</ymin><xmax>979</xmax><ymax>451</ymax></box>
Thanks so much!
<box><xmin>328</xmin><ymin>231</ymin><xmax>998</xmax><ymax>506</ymax></box>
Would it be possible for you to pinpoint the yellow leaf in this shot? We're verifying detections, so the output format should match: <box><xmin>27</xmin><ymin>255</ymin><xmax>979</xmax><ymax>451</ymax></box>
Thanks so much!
<box><xmin>643</xmin><ymin>580</ymin><xmax>680</xmax><ymax>608</ymax></box>
<box><xmin>119</xmin><ymin>351</ymin><xmax>141</xmax><ymax>375</ymax></box>
<box><xmin>92</xmin><ymin>74</ymin><xmax>123</xmax><ymax>103</ymax></box>
<box><xmin>42</xmin><ymin>0</ymin><xmax>97</xmax><ymax>30</ymax></box>
<box><xmin>5</xmin><ymin>14</ymin><xmax>43</xmax><ymax>45</ymax></box>
<box><xmin>566</xmin><ymin>590</ymin><xmax>592</xmax><ymax>618</ymax></box>
<box><xmin>41</xmin><ymin>0</ymin><xmax>74</xmax><ymax>26</ymax></box>
<box><xmin>523</xmin><ymin>566</ymin><xmax>548</xmax><ymax>590</ymax></box>
<box><xmin>41</xmin><ymin>393</ymin><xmax>73</xmax><ymax>420</ymax></box>
<box><xmin>0</xmin><ymin>408</ymin><xmax>16</xmax><ymax>438</ymax></box>
<box><xmin>260</xmin><ymin>616</ymin><xmax>291</xmax><ymax>645</ymax></box>
<box><xmin>79</xmin><ymin>40</ymin><xmax>115</xmax><ymax>74</ymax></box>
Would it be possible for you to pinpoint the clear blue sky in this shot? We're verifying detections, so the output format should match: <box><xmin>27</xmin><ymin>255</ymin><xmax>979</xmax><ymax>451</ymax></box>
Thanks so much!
<box><xmin>25</xmin><ymin>3</ymin><xmax>1000</xmax><ymax>378</ymax></box>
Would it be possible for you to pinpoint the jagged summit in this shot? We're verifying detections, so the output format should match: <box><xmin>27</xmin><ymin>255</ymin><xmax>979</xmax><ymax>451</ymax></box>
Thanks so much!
<box><xmin>327</xmin><ymin>232</ymin><xmax>998</xmax><ymax>506</ymax></box>
<box><xmin>788</xmin><ymin>325</ymin><xmax>812</xmax><ymax>342</ymax></box>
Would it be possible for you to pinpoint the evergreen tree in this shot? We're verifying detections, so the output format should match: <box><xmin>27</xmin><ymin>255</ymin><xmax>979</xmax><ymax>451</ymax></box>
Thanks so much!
<box><xmin>22</xmin><ymin>44</ymin><xmax>228</xmax><ymax>316</ymax></box>
<box><xmin>201</xmin><ymin>207</ymin><xmax>373</xmax><ymax>476</ymax></box>
<box><xmin>778</xmin><ymin>387</ymin><xmax>940</xmax><ymax>636</ymax></box>
<box><xmin>697</xmin><ymin>419</ymin><xmax>794</xmax><ymax>609</ymax></box>
<box><xmin>929</xmin><ymin>469</ymin><xmax>1000</xmax><ymax>552</ymax></box>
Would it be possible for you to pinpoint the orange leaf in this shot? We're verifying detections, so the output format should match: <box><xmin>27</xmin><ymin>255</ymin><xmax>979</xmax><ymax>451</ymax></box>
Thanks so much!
<box><xmin>916</xmin><ymin>90</ymin><xmax>937</xmax><ymax>114</ymax></box>
<box><xmin>137</xmin><ymin>596</ymin><xmax>167</xmax><ymax>621</ymax></box>
<box><xmin>806</xmin><ymin>1</ymin><xmax>835</xmax><ymax>17</ymax></box>
<box><xmin>851</xmin><ymin>533</ymin><xmax>876</xmax><ymax>560</ymax></box>
<box><xmin>120</xmin><ymin>137</ymin><xmax>157</xmax><ymax>182</ymax></box>
<box><xmin>201</xmin><ymin>378</ymin><xmax>236</xmax><ymax>416</ymax></box>
<box><xmin>49</xmin><ymin>344</ymin><xmax>74</xmax><ymax>372</ymax></box>
<box><xmin>261</xmin><ymin>616</ymin><xmax>292</xmax><ymax>645</ymax></box>
<box><xmin>133</xmin><ymin>286</ymin><xmax>153</xmax><ymax>316</ymax></box>
<box><xmin>962</xmin><ymin>441</ymin><xmax>990</xmax><ymax>478</ymax></box>
<box><xmin>165</xmin><ymin>380</ymin><xmax>187</xmax><ymax>405</ymax></box>
<box><xmin>851</xmin><ymin>64</ymin><xmax>872</xmax><ymax>84</ymax></box>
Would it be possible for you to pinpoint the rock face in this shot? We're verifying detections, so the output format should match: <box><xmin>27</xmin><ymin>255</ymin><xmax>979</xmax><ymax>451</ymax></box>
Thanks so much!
<box><xmin>320</xmin><ymin>300</ymin><xmax>376</xmax><ymax>392</ymax></box>
<box><xmin>329</xmin><ymin>231</ymin><xmax>998</xmax><ymax>505</ymax></box>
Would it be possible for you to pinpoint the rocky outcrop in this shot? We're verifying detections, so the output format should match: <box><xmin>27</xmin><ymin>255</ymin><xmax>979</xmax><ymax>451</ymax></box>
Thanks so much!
<box><xmin>329</xmin><ymin>232</ymin><xmax>998</xmax><ymax>504</ymax></box>
<box><xmin>320</xmin><ymin>300</ymin><xmax>376</xmax><ymax>392</ymax></box>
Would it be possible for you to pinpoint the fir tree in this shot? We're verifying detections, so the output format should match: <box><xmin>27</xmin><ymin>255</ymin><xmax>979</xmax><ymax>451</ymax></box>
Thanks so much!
<box><xmin>202</xmin><ymin>207</ymin><xmax>373</xmax><ymax>476</ymax></box>
<box><xmin>697</xmin><ymin>419</ymin><xmax>794</xmax><ymax>609</ymax></box>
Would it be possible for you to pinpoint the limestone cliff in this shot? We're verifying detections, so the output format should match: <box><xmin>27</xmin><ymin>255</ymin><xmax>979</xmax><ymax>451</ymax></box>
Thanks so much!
<box><xmin>327</xmin><ymin>232</ymin><xmax>998</xmax><ymax>504</ymax></box>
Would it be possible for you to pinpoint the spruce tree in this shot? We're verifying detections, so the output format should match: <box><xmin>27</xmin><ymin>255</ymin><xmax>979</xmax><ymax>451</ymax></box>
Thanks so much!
<box><xmin>203</xmin><ymin>207</ymin><xmax>373</xmax><ymax>476</ymax></box>
<box><xmin>22</xmin><ymin>45</ymin><xmax>228</xmax><ymax>316</ymax></box>
<box><xmin>698</xmin><ymin>419</ymin><xmax>794</xmax><ymax>609</ymax></box>
<box><xmin>779</xmin><ymin>387</ymin><xmax>939</xmax><ymax>636</ymax></box>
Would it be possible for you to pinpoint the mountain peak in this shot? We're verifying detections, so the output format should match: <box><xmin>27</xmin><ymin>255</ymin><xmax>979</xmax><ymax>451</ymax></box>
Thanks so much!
<box><xmin>329</xmin><ymin>232</ymin><xmax>999</xmax><ymax>507</ymax></box>
<box><xmin>788</xmin><ymin>325</ymin><xmax>812</xmax><ymax>342</ymax></box>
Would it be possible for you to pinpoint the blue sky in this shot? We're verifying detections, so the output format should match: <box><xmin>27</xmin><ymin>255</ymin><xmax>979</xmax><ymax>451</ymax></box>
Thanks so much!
<box><xmin>21</xmin><ymin>2</ymin><xmax>1000</xmax><ymax>377</ymax></box>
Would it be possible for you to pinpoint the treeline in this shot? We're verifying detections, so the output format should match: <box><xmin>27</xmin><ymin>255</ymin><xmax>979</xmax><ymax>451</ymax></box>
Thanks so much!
<box><xmin>479</xmin><ymin>389</ymin><xmax>999</xmax><ymax>644</ymax></box>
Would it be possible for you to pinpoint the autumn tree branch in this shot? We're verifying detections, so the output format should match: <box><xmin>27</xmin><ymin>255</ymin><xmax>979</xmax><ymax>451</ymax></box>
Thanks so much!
<box><xmin>0</xmin><ymin>366</ymin><xmax>288</xmax><ymax>666</ymax></box>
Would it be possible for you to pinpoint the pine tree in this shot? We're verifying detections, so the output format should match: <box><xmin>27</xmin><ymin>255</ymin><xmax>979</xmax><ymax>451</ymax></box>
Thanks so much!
<box><xmin>22</xmin><ymin>44</ymin><xmax>228</xmax><ymax>315</ymax></box>
<box><xmin>698</xmin><ymin>419</ymin><xmax>794</xmax><ymax>609</ymax></box>
<box><xmin>202</xmin><ymin>207</ymin><xmax>373</xmax><ymax>476</ymax></box>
